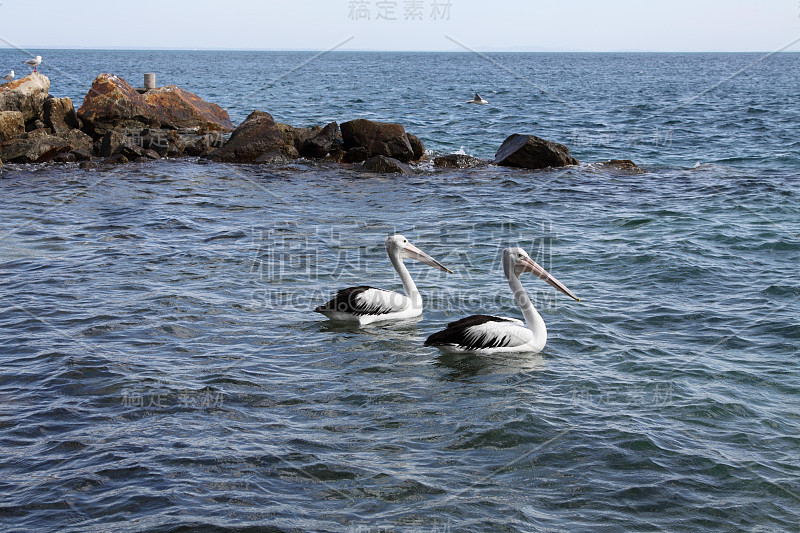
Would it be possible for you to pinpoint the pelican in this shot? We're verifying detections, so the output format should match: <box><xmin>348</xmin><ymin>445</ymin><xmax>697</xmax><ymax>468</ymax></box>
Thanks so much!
<box><xmin>23</xmin><ymin>56</ymin><xmax>42</xmax><ymax>72</ymax></box>
<box><xmin>425</xmin><ymin>247</ymin><xmax>579</xmax><ymax>354</ymax></box>
<box><xmin>1</xmin><ymin>70</ymin><xmax>13</xmax><ymax>83</ymax></box>
<box><xmin>467</xmin><ymin>93</ymin><xmax>488</xmax><ymax>105</ymax></box>
<box><xmin>315</xmin><ymin>235</ymin><xmax>453</xmax><ymax>325</ymax></box>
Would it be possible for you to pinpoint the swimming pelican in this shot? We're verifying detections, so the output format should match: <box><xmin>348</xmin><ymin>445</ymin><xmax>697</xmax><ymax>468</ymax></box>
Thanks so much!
<box><xmin>425</xmin><ymin>247</ymin><xmax>578</xmax><ymax>354</ymax></box>
<box><xmin>1</xmin><ymin>70</ymin><xmax>13</xmax><ymax>83</ymax></box>
<box><xmin>315</xmin><ymin>235</ymin><xmax>453</xmax><ymax>325</ymax></box>
<box><xmin>467</xmin><ymin>93</ymin><xmax>488</xmax><ymax>105</ymax></box>
<box><xmin>23</xmin><ymin>56</ymin><xmax>42</xmax><ymax>72</ymax></box>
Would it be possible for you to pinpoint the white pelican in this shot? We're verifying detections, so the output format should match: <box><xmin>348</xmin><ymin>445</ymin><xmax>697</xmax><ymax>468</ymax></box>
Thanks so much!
<box><xmin>315</xmin><ymin>235</ymin><xmax>453</xmax><ymax>325</ymax></box>
<box><xmin>2</xmin><ymin>70</ymin><xmax>13</xmax><ymax>83</ymax></box>
<box><xmin>425</xmin><ymin>247</ymin><xmax>579</xmax><ymax>354</ymax></box>
<box><xmin>23</xmin><ymin>56</ymin><xmax>42</xmax><ymax>72</ymax></box>
<box><xmin>467</xmin><ymin>93</ymin><xmax>488</xmax><ymax>105</ymax></box>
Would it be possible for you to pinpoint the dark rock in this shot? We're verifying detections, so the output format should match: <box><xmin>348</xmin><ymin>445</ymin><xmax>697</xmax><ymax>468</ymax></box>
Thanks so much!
<box><xmin>62</xmin><ymin>129</ymin><xmax>94</xmax><ymax>153</ymax></box>
<box><xmin>300</xmin><ymin>121</ymin><xmax>339</xmax><ymax>159</ymax></box>
<box><xmin>105</xmin><ymin>154</ymin><xmax>129</xmax><ymax>164</ymax></box>
<box><xmin>596</xmin><ymin>159</ymin><xmax>644</xmax><ymax>174</ymax></box>
<box><xmin>0</xmin><ymin>72</ymin><xmax>50</xmax><ymax>122</ymax></box>
<box><xmin>79</xmin><ymin>160</ymin><xmax>98</xmax><ymax>169</ymax></box>
<box><xmin>52</xmin><ymin>152</ymin><xmax>76</xmax><ymax>163</ymax></box>
<box><xmin>325</xmin><ymin>149</ymin><xmax>346</xmax><ymax>163</ymax></box>
<box><xmin>142</xmin><ymin>85</ymin><xmax>234</xmax><ymax>132</ymax></box>
<box><xmin>254</xmin><ymin>151</ymin><xmax>289</xmax><ymax>164</ymax></box>
<box><xmin>494</xmin><ymin>134</ymin><xmax>578</xmax><ymax>169</ymax></box>
<box><xmin>26</xmin><ymin>120</ymin><xmax>50</xmax><ymax>133</ymax></box>
<box><xmin>361</xmin><ymin>155</ymin><xmax>411</xmax><ymax>174</ymax></box>
<box><xmin>209</xmin><ymin>110</ymin><xmax>292</xmax><ymax>163</ymax></box>
<box><xmin>406</xmin><ymin>133</ymin><xmax>425</xmax><ymax>161</ymax></box>
<box><xmin>434</xmin><ymin>153</ymin><xmax>488</xmax><ymax>169</ymax></box>
<box><xmin>71</xmin><ymin>149</ymin><xmax>93</xmax><ymax>162</ymax></box>
<box><xmin>0</xmin><ymin>134</ymin><xmax>70</xmax><ymax>163</ymax></box>
<box><xmin>0</xmin><ymin>111</ymin><xmax>25</xmax><ymax>142</ymax></box>
<box><xmin>181</xmin><ymin>132</ymin><xmax>225</xmax><ymax>157</ymax></box>
<box><xmin>344</xmin><ymin>146</ymin><xmax>370</xmax><ymax>163</ymax></box>
<box><xmin>340</xmin><ymin>119</ymin><xmax>415</xmax><ymax>163</ymax></box>
<box><xmin>43</xmin><ymin>97</ymin><xmax>81</xmax><ymax>134</ymax></box>
<box><xmin>100</xmin><ymin>130</ymin><xmax>125</xmax><ymax>157</ymax></box>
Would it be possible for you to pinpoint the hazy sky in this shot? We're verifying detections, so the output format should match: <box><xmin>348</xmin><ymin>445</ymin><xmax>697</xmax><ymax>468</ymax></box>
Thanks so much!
<box><xmin>1</xmin><ymin>0</ymin><xmax>799</xmax><ymax>52</ymax></box>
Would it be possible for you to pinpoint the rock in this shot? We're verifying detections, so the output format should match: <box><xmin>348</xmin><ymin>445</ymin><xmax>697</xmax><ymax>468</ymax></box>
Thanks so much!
<box><xmin>344</xmin><ymin>146</ymin><xmax>370</xmax><ymax>163</ymax></box>
<box><xmin>340</xmin><ymin>119</ymin><xmax>415</xmax><ymax>163</ymax></box>
<box><xmin>300</xmin><ymin>121</ymin><xmax>340</xmax><ymax>159</ymax></box>
<box><xmin>596</xmin><ymin>159</ymin><xmax>644</xmax><ymax>174</ymax></box>
<box><xmin>100</xmin><ymin>130</ymin><xmax>125</xmax><ymax>157</ymax></box>
<box><xmin>62</xmin><ymin>129</ymin><xmax>94</xmax><ymax>153</ymax></box>
<box><xmin>494</xmin><ymin>134</ymin><xmax>578</xmax><ymax>169</ymax></box>
<box><xmin>43</xmin><ymin>97</ymin><xmax>81</xmax><ymax>134</ymax></box>
<box><xmin>142</xmin><ymin>85</ymin><xmax>234</xmax><ymax>132</ymax></box>
<box><xmin>434</xmin><ymin>154</ymin><xmax>488</xmax><ymax>169</ymax></box>
<box><xmin>0</xmin><ymin>134</ymin><xmax>70</xmax><ymax>163</ymax></box>
<box><xmin>361</xmin><ymin>155</ymin><xmax>411</xmax><ymax>174</ymax></box>
<box><xmin>78</xmin><ymin>74</ymin><xmax>162</xmax><ymax>136</ymax></box>
<box><xmin>26</xmin><ymin>120</ymin><xmax>50</xmax><ymax>133</ymax></box>
<box><xmin>181</xmin><ymin>132</ymin><xmax>225</xmax><ymax>157</ymax></box>
<box><xmin>209</xmin><ymin>110</ymin><xmax>292</xmax><ymax>163</ymax></box>
<box><xmin>0</xmin><ymin>111</ymin><xmax>25</xmax><ymax>142</ymax></box>
<box><xmin>406</xmin><ymin>133</ymin><xmax>425</xmax><ymax>161</ymax></box>
<box><xmin>71</xmin><ymin>149</ymin><xmax>93</xmax><ymax>162</ymax></box>
<box><xmin>0</xmin><ymin>73</ymin><xmax>50</xmax><ymax>122</ymax></box>
<box><xmin>79</xmin><ymin>160</ymin><xmax>99</xmax><ymax>169</ymax></box>
<box><xmin>105</xmin><ymin>154</ymin><xmax>129</xmax><ymax>164</ymax></box>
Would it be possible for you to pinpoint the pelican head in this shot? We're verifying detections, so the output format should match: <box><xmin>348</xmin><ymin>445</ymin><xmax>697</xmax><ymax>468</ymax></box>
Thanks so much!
<box><xmin>502</xmin><ymin>247</ymin><xmax>579</xmax><ymax>301</ymax></box>
<box><xmin>386</xmin><ymin>234</ymin><xmax>453</xmax><ymax>273</ymax></box>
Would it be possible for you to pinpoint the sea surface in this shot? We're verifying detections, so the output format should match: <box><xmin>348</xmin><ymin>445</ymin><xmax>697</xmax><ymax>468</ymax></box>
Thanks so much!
<box><xmin>1</xmin><ymin>51</ymin><xmax>799</xmax><ymax>532</ymax></box>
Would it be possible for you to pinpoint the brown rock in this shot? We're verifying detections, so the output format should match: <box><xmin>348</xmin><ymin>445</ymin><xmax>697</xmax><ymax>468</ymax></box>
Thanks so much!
<box><xmin>361</xmin><ymin>155</ymin><xmax>411</xmax><ymax>174</ymax></box>
<box><xmin>0</xmin><ymin>111</ymin><xmax>25</xmax><ymax>142</ymax></box>
<box><xmin>406</xmin><ymin>133</ymin><xmax>425</xmax><ymax>161</ymax></box>
<box><xmin>0</xmin><ymin>72</ymin><xmax>50</xmax><ymax>122</ymax></box>
<box><xmin>494</xmin><ymin>134</ymin><xmax>578</xmax><ymax>169</ymax></box>
<box><xmin>142</xmin><ymin>85</ymin><xmax>234</xmax><ymax>132</ymax></box>
<box><xmin>0</xmin><ymin>134</ymin><xmax>70</xmax><ymax>163</ymax></box>
<box><xmin>43</xmin><ymin>97</ymin><xmax>81</xmax><ymax>134</ymax></box>
<box><xmin>433</xmin><ymin>154</ymin><xmax>487</xmax><ymax>169</ymax></box>
<box><xmin>209</xmin><ymin>111</ymin><xmax>290</xmax><ymax>163</ymax></box>
<box><xmin>596</xmin><ymin>159</ymin><xmax>644</xmax><ymax>174</ymax></box>
<box><xmin>300</xmin><ymin>121</ymin><xmax>340</xmax><ymax>159</ymax></box>
<box><xmin>78</xmin><ymin>74</ymin><xmax>162</xmax><ymax>136</ymax></box>
<box><xmin>340</xmin><ymin>119</ymin><xmax>415</xmax><ymax>163</ymax></box>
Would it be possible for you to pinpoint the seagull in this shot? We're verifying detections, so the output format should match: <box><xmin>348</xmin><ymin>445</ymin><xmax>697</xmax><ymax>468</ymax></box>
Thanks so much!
<box><xmin>425</xmin><ymin>247</ymin><xmax>579</xmax><ymax>354</ymax></box>
<box><xmin>315</xmin><ymin>235</ymin><xmax>453</xmax><ymax>325</ymax></box>
<box><xmin>1</xmin><ymin>70</ymin><xmax>13</xmax><ymax>83</ymax></box>
<box><xmin>467</xmin><ymin>93</ymin><xmax>489</xmax><ymax>105</ymax></box>
<box><xmin>23</xmin><ymin>56</ymin><xmax>42</xmax><ymax>72</ymax></box>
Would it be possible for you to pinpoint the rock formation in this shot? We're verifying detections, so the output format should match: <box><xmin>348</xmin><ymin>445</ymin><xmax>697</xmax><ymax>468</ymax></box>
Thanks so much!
<box><xmin>494</xmin><ymin>134</ymin><xmax>578</xmax><ymax>169</ymax></box>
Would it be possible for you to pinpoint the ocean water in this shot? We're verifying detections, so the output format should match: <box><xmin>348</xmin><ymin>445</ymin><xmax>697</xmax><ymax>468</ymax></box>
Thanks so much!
<box><xmin>1</xmin><ymin>51</ymin><xmax>799</xmax><ymax>532</ymax></box>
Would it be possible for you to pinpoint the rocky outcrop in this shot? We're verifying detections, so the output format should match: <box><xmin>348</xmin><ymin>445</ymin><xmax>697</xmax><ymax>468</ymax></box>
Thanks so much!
<box><xmin>142</xmin><ymin>85</ymin><xmax>234</xmax><ymax>132</ymax></box>
<box><xmin>300</xmin><ymin>121</ymin><xmax>340</xmax><ymax>159</ymax></box>
<box><xmin>340</xmin><ymin>119</ymin><xmax>420</xmax><ymax>163</ymax></box>
<box><xmin>208</xmin><ymin>110</ymin><xmax>291</xmax><ymax>163</ymax></box>
<box><xmin>0</xmin><ymin>111</ymin><xmax>25</xmax><ymax>142</ymax></box>
<box><xmin>434</xmin><ymin>153</ymin><xmax>487</xmax><ymax>169</ymax></box>
<box><xmin>0</xmin><ymin>73</ymin><xmax>50</xmax><ymax>123</ymax></box>
<box><xmin>42</xmin><ymin>97</ymin><xmax>81</xmax><ymax>134</ymax></box>
<box><xmin>78</xmin><ymin>73</ymin><xmax>233</xmax><ymax>138</ymax></box>
<box><xmin>361</xmin><ymin>155</ymin><xmax>411</xmax><ymax>174</ymax></box>
<box><xmin>0</xmin><ymin>128</ymin><xmax>94</xmax><ymax>164</ymax></box>
<box><xmin>494</xmin><ymin>134</ymin><xmax>578</xmax><ymax>169</ymax></box>
<box><xmin>78</xmin><ymin>74</ymin><xmax>161</xmax><ymax>136</ymax></box>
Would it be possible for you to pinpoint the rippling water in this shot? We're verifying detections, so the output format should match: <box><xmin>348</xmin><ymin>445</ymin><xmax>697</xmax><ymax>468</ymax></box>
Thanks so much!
<box><xmin>1</xmin><ymin>51</ymin><xmax>799</xmax><ymax>532</ymax></box>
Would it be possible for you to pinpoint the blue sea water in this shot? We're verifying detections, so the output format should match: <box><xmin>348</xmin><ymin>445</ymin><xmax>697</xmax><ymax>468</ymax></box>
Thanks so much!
<box><xmin>0</xmin><ymin>50</ymin><xmax>799</xmax><ymax>532</ymax></box>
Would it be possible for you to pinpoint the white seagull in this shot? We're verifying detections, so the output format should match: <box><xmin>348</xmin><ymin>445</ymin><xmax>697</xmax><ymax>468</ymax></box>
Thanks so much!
<box><xmin>315</xmin><ymin>235</ymin><xmax>453</xmax><ymax>325</ymax></box>
<box><xmin>425</xmin><ymin>247</ymin><xmax>579</xmax><ymax>354</ymax></box>
<box><xmin>23</xmin><ymin>56</ymin><xmax>42</xmax><ymax>72</ymax></box>
<box><xmin>1</xmin><ymin>70</ymin><xmax>13</xmax><ymax>83</ymax></box>
<box><xmin>467</xmin><ymin>93</ymin><xmax>488</xmax><ymax>105</ymax></box>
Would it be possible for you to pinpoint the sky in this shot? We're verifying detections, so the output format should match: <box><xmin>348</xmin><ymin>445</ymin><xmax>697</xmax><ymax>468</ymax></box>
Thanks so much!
<box><xmin>0</xmin><ymin>0</ymin><xmax>799</xmax><ymax>52</ymax></box>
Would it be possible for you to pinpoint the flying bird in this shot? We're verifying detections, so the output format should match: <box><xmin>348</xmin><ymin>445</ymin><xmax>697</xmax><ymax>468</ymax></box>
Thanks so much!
<box><xmin>467</xmin><ymin>93</ymin><xmax>489</xmax><ymax>105</ymax></box>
